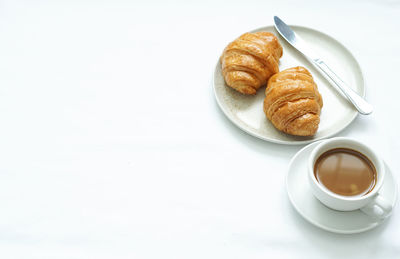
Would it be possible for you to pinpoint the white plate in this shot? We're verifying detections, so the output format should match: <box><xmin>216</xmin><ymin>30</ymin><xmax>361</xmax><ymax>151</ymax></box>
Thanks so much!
<box><xmin>286</xmin><ymin>141</ymin><xmax>398</xmax><ymax>234</ymax></box>
<box><xmin>213</xmin><ymin>25</ymin><xmax>365</xmax><ymax>145</ymax></box>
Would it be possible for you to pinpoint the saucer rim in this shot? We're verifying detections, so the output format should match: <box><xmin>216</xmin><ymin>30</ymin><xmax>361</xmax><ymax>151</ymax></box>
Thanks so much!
<box><xmin>286</xmin><ymin>141</ymin><xmax>398</xmax><ymax>234</ymax></box>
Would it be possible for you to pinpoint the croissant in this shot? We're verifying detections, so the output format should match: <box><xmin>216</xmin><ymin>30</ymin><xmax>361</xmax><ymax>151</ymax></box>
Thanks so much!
<box><xmin>263</xmin><ymin>66</ymin><xmax>323</xmax><ymax>136</ymax></box>
<box><xmin>220</xmin><ymin>32</ymin><xmax>283</xmax><ymax>95</ymax></box>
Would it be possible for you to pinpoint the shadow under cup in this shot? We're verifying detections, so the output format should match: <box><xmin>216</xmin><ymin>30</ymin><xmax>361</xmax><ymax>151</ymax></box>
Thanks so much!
<box><xmin>308</xmin><ymin>137</ymin><xmax>386</xmax><ymax>212</ymax></box>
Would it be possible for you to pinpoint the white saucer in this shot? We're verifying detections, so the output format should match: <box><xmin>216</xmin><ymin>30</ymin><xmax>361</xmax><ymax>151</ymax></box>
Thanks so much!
<box><xmin>286</xmin><ymin>141</ymin><xmax>398</xmax><ymax>234</ymax></box>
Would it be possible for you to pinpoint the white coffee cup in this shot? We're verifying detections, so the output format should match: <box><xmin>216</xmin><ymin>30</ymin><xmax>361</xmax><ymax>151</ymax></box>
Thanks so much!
<box><xmin>308</xmin><ymin>137</ymin><xmax>392</xmax><ymax>219</ymax></box>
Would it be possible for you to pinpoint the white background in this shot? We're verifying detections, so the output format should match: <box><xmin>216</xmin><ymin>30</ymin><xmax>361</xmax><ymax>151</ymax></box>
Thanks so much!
<box><xmin>0</xmin><ymin>0</ymin><xmax>399</xmax><ymax>258</ymax></box>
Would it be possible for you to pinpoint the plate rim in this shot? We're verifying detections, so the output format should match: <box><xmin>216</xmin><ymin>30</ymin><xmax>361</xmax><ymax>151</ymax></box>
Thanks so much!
<box><xmin>213</xmin><ymin>24</ymin><xmax>366</xmax><ymax>145</ymax></box>
<box><xmin>286</xmin><ymin>141</ymin><xmax>398</xmax><ymax>234</ymax></box>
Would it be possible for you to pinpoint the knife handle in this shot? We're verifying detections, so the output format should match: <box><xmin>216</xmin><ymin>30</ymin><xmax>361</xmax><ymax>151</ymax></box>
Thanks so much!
<box><xmin>313</xmin><ymin>59</ymin><xmax>373</xmax><ymax>115</ymax></box>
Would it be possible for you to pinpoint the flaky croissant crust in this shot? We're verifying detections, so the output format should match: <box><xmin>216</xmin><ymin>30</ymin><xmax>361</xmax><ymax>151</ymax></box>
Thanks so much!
<box><xmin>220</xmin><ymin>32</ymin><xmax>283</xmax><ymax>95</ymax></box>
<box><xmin>263</xmin><ymin>66</ymin><xmax>323</xmax><ymax>136</ymax></box>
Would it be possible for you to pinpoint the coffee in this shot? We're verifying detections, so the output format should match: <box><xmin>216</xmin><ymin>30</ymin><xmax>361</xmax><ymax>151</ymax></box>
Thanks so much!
<box><xmin>314</xmin><ymin>148</ymin><xmax>377</xmax><ymax>197</ymax></box>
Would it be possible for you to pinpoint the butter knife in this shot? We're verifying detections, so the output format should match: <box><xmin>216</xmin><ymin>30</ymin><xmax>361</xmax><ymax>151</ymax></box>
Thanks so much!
<box><xmin>273</xmin><ymin>16</ymin><xmax>373</xmax><ymax>115</ymax></box>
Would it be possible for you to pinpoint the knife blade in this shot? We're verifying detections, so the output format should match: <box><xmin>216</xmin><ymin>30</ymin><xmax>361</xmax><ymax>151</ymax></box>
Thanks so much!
<box><xmin>273</xmin><ymin>16</ymin><xmax>373</xmax><ymax>115</ymax></box>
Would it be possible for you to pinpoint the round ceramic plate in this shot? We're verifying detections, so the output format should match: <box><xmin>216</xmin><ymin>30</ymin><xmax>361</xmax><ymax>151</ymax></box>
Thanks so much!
<box><xmin>213</xmin><ymin>25</ymin><xmax>365</xmax><ymax>145</ymax></box>
<box><xmin>286</xmin><ymin>141</ymin><xmax>398</xmax><ymax>234</ymax></box>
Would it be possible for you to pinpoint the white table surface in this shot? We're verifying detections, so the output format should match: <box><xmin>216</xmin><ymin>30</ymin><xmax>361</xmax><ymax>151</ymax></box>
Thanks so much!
<box><xmin>0</xmin><ymin>0</ymin><xmax>399</xmax><ymax>258</ymax></box>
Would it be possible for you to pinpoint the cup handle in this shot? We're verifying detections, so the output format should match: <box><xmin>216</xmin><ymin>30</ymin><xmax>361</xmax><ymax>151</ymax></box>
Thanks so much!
<box><xmin>360</xmin><ymin>194</ymin><xmax>392</xmax><ymax>220</ymax></box>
